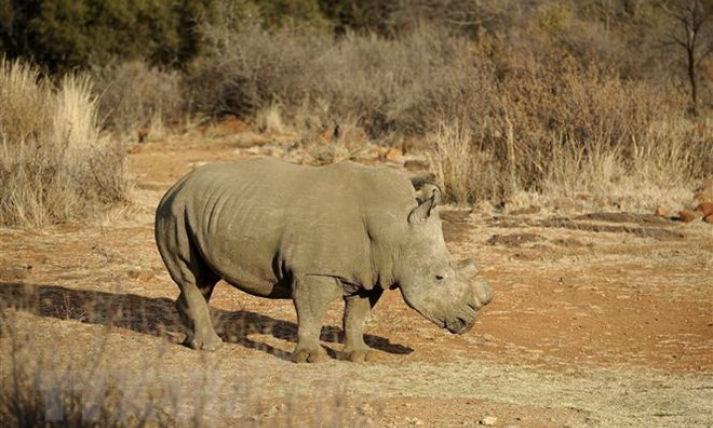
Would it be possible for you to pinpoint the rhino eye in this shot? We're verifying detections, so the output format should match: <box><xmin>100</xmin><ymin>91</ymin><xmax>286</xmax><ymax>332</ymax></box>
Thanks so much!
<box><xmin>435</xmin><ymin>274</ymin><xmax>445</xmax><ymax>281</ymax></box>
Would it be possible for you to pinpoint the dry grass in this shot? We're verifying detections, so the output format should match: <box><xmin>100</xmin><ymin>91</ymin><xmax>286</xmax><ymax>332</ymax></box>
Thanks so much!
<box><xmin>0</xmin><ymin>59</ymin><xmax>127</xmax><ymax>226</ymax></box>
<box><xmin>2</xmin><ymin>302</ymin><xmax>711</xmax><ymax>428</ymax></box>
<box><xmin>255</xmin><ymin>104</ymin><xmax>288</xmax><ymax>134</ymax></box>
<box><xmin>0</xmin><ymin>305</ymin><xmax>369</xmax><ymax>428</ymax></box>
<box><xmin>428</xmin><ymin>120</ymin><xmax>504</xmax><ymax>204</ymax></box>
<box><xmin>429</xmin><ymin>116</ymin><xmax>705</xmax><ymax>211</ymax></box>
<box><xmin>0</xmin><ymin>306</ymin><xmax>176</xmax><ymax>428</ymax></box>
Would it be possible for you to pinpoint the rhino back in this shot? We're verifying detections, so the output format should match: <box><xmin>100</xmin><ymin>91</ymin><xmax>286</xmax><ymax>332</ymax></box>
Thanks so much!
<box><xmin>157</xmin><ymin>159</ymin><xmax>416</xmax><ymax>294</ymax></box>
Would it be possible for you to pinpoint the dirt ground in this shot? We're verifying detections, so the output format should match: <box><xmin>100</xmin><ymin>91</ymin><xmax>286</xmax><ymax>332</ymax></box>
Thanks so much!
<box><xmin>1</xmin><ymin>129</ymin><xmax>712</xmax><ymax>427</ymax></box>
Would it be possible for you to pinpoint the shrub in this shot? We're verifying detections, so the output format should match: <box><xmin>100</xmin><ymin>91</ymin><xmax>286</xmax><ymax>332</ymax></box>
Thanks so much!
<box><xmin>0</xmin><ymin>0</ymin><xmax>213</xmax><ymax>72</ymax></box>
<box><xmin>189</xmin><ymin>21</ymin><xmax>711</xmax><ymax>207</ymax></box>
<box><xmin>188</xmin><ymin>25</ymin><xmax>491</xmax><ymax>136</ymax></box>
<box><xmin>186</xmin><ymin>26</ymin><xmax>333</xmax><ymax>120</ymax></box>
<box><xmin>0</xmin><ymin>59</ymin><xmax>126</xmax><ymax>226</ymax></box>
<box><xmin>427</xmin><ymin>56</ymin><xmax>709</xmax><ymax>206</ymax></box>
<box><xmin>91</xmin><ymin>61</ymin><xmax>185</xmax><ymax>138</ymax></box>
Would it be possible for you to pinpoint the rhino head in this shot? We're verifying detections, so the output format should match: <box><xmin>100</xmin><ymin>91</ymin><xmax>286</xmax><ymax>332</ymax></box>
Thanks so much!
<box><xmin>394</xmin><ymin>185</ymin><xmax>492</xmax><ymax>334</ymax></box>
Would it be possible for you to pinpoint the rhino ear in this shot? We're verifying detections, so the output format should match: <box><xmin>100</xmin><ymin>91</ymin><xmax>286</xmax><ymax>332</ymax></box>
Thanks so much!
<box><xmin>410</xmin><ymin>173</ymin><xmax>436</xmax><ymax>192</ymax></box>
<box><xmin>416</xmin><ymin>184</ymin><xmax>442</xmax><ymax>205</ymax></box>
<box><xmin>409</xmin><ymin>185</ymin><xmax>441</xmax><ymax>224</ymax></box>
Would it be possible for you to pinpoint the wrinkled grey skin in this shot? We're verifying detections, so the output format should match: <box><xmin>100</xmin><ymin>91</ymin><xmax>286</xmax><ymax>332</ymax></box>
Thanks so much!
<box><xmin>155</xmin><ymin>158</ymin><xmax>492</xmax><ymax>363</ymax></box>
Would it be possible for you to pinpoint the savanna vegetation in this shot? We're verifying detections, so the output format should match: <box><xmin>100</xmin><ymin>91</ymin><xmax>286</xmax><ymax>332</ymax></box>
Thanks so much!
<box><xmin>1</xmin><ymin>0</ymin><xmax>712</xmax><ymax>213</ymax></box>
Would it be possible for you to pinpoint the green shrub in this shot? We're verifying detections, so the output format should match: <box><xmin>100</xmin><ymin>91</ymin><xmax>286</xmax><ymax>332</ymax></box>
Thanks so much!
<box><xmin>0</xmin><ymin>0</ymin><xmax>213</xmax><ymax>72</ymax></box>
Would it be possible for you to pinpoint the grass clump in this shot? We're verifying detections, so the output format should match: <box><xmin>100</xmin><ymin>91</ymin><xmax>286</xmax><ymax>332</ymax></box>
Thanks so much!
<box><xmin>0</xmin><ymin>59</ymin><xmax>127</xmax><ymax>226</ymax></box>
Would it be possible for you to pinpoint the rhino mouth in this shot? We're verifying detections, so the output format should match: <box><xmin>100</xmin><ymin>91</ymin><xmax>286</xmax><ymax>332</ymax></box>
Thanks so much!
<box><xmin>443</xmin><ymin>314</ymin><xmax>476</xmax><ymax>335</ymax></box>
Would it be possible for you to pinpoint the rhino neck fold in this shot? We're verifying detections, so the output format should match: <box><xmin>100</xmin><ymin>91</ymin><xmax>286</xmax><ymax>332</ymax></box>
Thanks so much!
<box><xmin>368</xmin><ymin>232</ymin><xmax>397</xmax><ymax>291</ymax></box>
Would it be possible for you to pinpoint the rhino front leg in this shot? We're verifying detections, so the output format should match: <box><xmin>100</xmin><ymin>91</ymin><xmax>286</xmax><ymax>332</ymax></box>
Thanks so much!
<box><xmin>342</xmin><ymin>288</ymin><xmax>383</xmax><ymax>362</ymax></box>
<box><xmin>292</xmin><ymin>275</ymin><xmax>342</xmax><ymax>363</ymax></box>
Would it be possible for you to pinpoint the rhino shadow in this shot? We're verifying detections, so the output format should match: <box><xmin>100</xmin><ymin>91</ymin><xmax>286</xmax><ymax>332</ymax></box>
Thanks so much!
<box><xmin>0</xmin><ymin>282</ymin><xmax>412</xmax><ymax>361</ymax></box>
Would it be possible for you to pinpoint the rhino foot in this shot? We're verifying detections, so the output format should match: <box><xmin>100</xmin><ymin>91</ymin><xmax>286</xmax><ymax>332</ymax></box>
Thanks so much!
<box><xmin>341</xmin><ymin>348</ymin><xmax>379</xmax><ymax>363</ymax></box>
<box><xmin>292</xmin><ymin>346</ymin><xmax>329</xmax><ymax>363</ymax></box>
<box><xmin>182</xmin><ymin>333</ymin><xmax>223</xmax><ymax>351</ymax></box>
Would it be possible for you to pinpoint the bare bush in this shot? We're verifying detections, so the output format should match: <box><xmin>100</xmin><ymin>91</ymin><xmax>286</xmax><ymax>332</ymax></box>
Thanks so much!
<box><xmin>187</xmin><ymin>23</ymin><xmax>711</xmax><ymax>206</ymax></box>
<box><xmin>0</xmin><ymin>303</ymin><xmax>370</xmax><ymax>428</ymax></box>
<box><xmin>188</xmin><ymin>25</ymin><xmax>492</xmax><ymax>137</ymax></box>
<box><xmin>91</xmin><ymin>61</ymin><xmax>185</xmax><ymax>139</ymax></box>
<box><xmin>0</xmin><ymin>59</ymin><xmax>127</xmax><ymax>226</ymax></box>
<box><xmin>187</xmin><ymin>26</ymin><xmax>332</xmax><ymax>120</ymax></box>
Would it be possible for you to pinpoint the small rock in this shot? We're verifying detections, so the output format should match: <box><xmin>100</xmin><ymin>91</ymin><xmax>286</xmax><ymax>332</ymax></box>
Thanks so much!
<box><xmin>359</xmin><ymin>403</ymin><xmax>376</xmax><ymax>417</ymax></box>
<box><xmin>704</xmin><ymin>213</ymin><xmax>713</xmax><ymax>224</ymax></box>
<box><xmin>406</xmin><ymin>417</ymin><xmax>424</xmax><ymax>426</ymax></box>
<box><xmin>402</xmin><ymin>138</ymin><xmax>427</xmax><ymax>154</ymax></box>
<box><xmin>384</xmin><ymin>147</ymin><xmax>403</xmax><ymax>161</ymax></box>
<box><xmin>678</xmin><ymin>209</ymin><xmax>698</xmax><ymax>223</ymax></box>
<box><xmin>694</xmin><ymin>176</ymin><xmax>713</xmax><ymax>203</ymax></box>
<box><xmin>137</xmin><ymin>126</ymin><xmax>150</xmax><ymax>143</ymax></box>
<box><xmin>317</xmin><ymin>127</ymin><xmax>334</xmax><ymax>145</ymax></box>
<box><xmin>357</xmin><ymin>144</ymin><xmax>385</xmax><ymax>160</ymax></box>
<box><xmin>189</xmin><ymin>161</ymin><xmax>209</xmax><ymax>169</ymax></box>
<box><xmin>480</xmin><ymin>416</ymin><xmax>498</xmax><ymax>426</ymax></box>
<box><xmin>655</xmin><ymin>206</ymin><xmax>667</xmax><ymax>217</ymax></box>
<box><xmin>128</xmin><ymin>270</ymin><xmax>154</xmax><ymax>282</ymax></box>
<box><xmin>697</xmin><ymin>202</ymin><xmax>713</xmax><ymax>217</ymax></box>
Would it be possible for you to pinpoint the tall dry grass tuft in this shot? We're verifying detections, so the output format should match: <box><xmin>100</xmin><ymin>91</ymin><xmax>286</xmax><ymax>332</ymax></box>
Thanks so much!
<box><xmin>255</xmin><ymin>104</ymin><xmax>288</xmax><ymax>134</ymax></box>
<box><xmin>0</xmin><ymin>59</ymin><xmax>127</xmax><ymax>226</ymax></box>
<box><xmin>428</xmin><ymin>121</ymin><xmax>504</xmax><ymax>204</ymax></box>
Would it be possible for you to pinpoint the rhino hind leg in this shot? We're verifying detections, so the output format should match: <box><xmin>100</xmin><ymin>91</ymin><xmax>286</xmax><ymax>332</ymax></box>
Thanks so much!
<box><xmin>171</xmin><ymin>243</ymin><xmax>222</xmax><ymax>351</ymax></box>
<box><xmin>341</xmin><ymin>288</ymin><xmax>383</xmax><ymax>362</ymax></box>
<box><xmin>292</xmin><ymin>275</ymin><xmax>342</xmax><ymax>363</ymax></box>
<box><xmin>176</xmin><ymin>278</ymin><xmax>222</xmax><ymax>351</ymax></box>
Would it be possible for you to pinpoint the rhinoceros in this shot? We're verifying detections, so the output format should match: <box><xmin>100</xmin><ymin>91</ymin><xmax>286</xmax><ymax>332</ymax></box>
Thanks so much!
<box><xmin>155</xmin><ymin>158</ymin><xmax>492</xmax><ymax>363</ymax></box>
